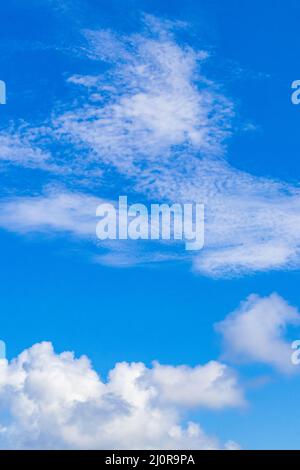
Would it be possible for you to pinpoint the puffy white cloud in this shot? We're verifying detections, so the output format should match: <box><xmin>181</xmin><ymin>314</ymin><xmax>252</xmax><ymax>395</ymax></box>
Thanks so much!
<box><xmin>0</xmin><ymin>342</ymin><xmax>242</xmax><ymax>449</ymax></box>
<box><xmin>215</xmin><ymin>293</ymin><xmax>300</xmax><ymax>373</ymax></box>
<box><xmin>144</xmin><ymin>361</ymin><xmax>244</xmax><ymax>409</ymax></box>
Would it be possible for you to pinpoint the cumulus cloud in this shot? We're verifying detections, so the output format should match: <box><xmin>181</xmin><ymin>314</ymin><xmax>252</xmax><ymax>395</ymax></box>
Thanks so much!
<box><xmin>0</xmin><ymin>342</ymin><xmax>242</xmax><ymax>449</ymax></box>
<box><xmin>215</xmin><ymin>293</ymin><xmax>300</xmax><ymax>373</ymax></box>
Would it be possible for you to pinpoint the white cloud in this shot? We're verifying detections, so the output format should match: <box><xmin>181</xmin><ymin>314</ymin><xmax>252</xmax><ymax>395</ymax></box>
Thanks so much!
<box><xmin>145</xmin><ymin>361</ymin><xmax>244</xmax><ymax>409</ymax></box>
<box><xmin>3</xmin><ymin>16</ymin><xmax>300</xmax><ymax>277</ymax></box>
<box><xmin>53</xmin><ymin>18</ymin><xmax>232</xmax><ymax>178</ymax></box>
<box><xmin>0</xmin><ymin>132</ymin><xmax>54</xmax><ymax>171</ymax></box>
<box><xmin>0</xmin><ymin>190</ymin><xmax>192</xmax><ymax>263</ymax></box>
<box><xmin>0</xmin><ymin>342</ymin><xmax>242</xmax><ymax>449</ymax></box>
<box><xmin>0</xmin><ymin>190</ymin><xmax>100</xmax><ymax>239</ymax></box>
<box><xmin>188</xmin><ymin>163</ymin><xmax>300</xmax><ymax>277</ymax></box>
<box><xmin>0</xmin><ymin>126</ymin><xmax>103</xmax><ymax>180</ymax></box>
<box><xmin>215</xmin><ymin>293</ymin><xmax>300</xmax><ymax>373</ymax></box>
<box><xmin>47</xmin><ymin>20</ymin><xmax>300</xmax><ymax>277</ymax></box>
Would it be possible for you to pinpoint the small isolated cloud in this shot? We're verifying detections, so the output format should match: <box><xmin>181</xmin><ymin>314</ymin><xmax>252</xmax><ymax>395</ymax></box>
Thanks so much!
<box><xmin>0</xmin><ymin>342</ymin><xmax>243</xmax><ymax>449</ymax></box>
<box><xmin>215</xmin><ymin>293</ymin><xmax>300</xmax><ymax>374</ymax></box>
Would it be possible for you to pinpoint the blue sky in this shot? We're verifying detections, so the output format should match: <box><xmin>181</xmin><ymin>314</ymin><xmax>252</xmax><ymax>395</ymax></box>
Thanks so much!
<box><xmin>0</xmin><ymin>0</ymin><xmax>300</xmax><ymax>450</ymax></box>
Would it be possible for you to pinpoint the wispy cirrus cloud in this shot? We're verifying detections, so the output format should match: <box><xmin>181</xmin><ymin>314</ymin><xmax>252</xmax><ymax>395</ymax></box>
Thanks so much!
<box><xmin>0</xmin><ymin>190</ymin><xmax>100</xmax><ymax>238</ymax></box>
<box><xmin>2</xmin><ymin>15</ymin><xmax>300</xmax><ymax>277</ymax></box>
<box><xmin>0</xmin><ymin>132</ymin><xmax>54</xmax><ymax>172</ymax></box>
<box><xmin>41</xmin><ymin>18</ymin><xmax>300</xmax><ymax>276</ymax></box>
<box><xmin>56</xmin><ymin>23</ymin><xmax>232</xmax><ymax>177</ymax></box>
